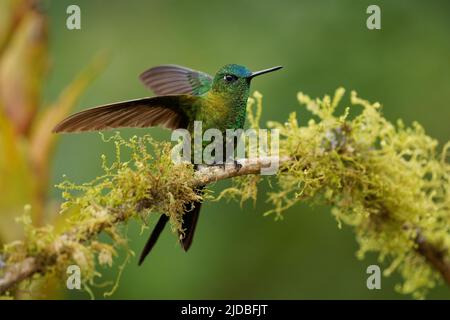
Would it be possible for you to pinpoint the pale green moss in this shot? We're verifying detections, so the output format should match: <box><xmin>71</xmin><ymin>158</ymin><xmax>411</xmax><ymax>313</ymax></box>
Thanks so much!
<box><xmin>1</xmin><ymin>89</ymin><xmax>448</xmax><ymax>299</ymax></box>
<box><xmin>1</xmin><ymin>133</ymin><xmax>198</xmax><ymax>296</ymax></box>
<box><xmin>224</xmin><ymin>89</ymin><xmax>450</xmax><ymax>298</ymax></box>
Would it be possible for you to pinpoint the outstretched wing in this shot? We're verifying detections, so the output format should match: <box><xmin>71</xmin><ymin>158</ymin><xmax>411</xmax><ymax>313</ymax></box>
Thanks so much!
<box><xmin>53</xmin><ymin>95</ymin><xmax>195</xmax><ymax>133</ymax></box>
<box><xmin>139</xmin><ymin>65</ymin><xmax>213</xmax><ymax>96</ymax></box>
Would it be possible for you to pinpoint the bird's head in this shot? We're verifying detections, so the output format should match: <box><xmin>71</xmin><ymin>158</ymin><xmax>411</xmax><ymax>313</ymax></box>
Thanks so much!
<box><xmin>212</xmin><ymin>64</ymin><xmax>282</xmax><ymax>97</ymax></box>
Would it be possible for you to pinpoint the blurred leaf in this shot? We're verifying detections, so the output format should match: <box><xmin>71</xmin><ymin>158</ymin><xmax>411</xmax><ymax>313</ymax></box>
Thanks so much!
<box><xmin>29</xmin><ymin>54</ymin><xmax>106</xmax><ymax>222</ymax></box>
<box><xmin>30</xmin><ymin>53</ymin><xmax>106</xmax><ymax>176</ymax></box>
<box><xmin>0</xmin><ymin>0</ymin><xmax>29</xmax><ymax>56</ymax></box>
<box><xmin>0</xmin><ymin>107</ymin><xmax>34</xmax><ymax>243</ymax></box>
<box><xmin>0</xmin><ymin>4</ymin><xmax>48</xmax><ymax>136</ymax></box>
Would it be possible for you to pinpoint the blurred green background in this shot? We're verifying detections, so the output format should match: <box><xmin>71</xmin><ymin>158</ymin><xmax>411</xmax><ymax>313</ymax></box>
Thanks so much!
<box><xmin>39</xmin><ymin>0</ymin><xmax>450</xmax><ymax>299</ymax></box>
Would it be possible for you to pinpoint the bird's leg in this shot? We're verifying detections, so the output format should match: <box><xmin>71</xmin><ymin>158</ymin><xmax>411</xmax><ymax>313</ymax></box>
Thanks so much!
<box><xmin>233</xmin><ymin>160</ymin><xmax>242</xmax><ymax>171</ymax></box>
<box><xmin>205</xmin><ymin>146</ymin><xmax>226</xmax><ymax>169</ymax></box>
<box><xmin>208</xmin><ymin>160</ymin><xmax>241</xmax><ymax>171</ymax></box>
<box><xmin>211</xmin><ymin>160</ymin><xmax>226</xmax><ymax>170</ymax></box>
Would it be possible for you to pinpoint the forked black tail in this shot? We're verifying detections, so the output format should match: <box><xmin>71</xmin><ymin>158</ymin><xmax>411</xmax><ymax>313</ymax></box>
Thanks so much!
<box><xmin>138</xmin><ymin>186</ymin><xmax>204</xmax><ymax>265</ymax></box>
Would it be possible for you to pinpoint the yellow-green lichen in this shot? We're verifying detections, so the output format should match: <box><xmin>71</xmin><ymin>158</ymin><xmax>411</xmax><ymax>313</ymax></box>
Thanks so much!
<box><xmin>223</xmin><ymin>89</ymin><xmax>450</xmax><ymax>298</ymax></box>
<box><xmin>1</xmin><ymin>89</ymin><xmax>449</xmax><ymax>299</ymax></box>
<box><xmin>1</xmin><ymin>133</ymin><xmax>199</xmax><ymax>297</ymax></box>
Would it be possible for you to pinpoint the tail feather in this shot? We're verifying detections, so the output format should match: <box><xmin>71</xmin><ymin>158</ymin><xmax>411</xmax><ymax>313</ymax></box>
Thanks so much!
<box><xmin>179</xmin><ymin>199</ymin><xmax>202</xmax><ymax>251</ymax></box>
<box><xmin>138</xmin><ymin>186</ymin><xmax>205</xmax><ymax>265</ymax></box>
<box><xmin>138</xmin><ymin>214</ymin><xmax>169</xmax><ymax>265</ymax></box>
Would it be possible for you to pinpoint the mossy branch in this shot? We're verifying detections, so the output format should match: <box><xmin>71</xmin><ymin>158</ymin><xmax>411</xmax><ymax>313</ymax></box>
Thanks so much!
<box><xmin>0</xmin><ymin>155</ymin><xmax>449</xmax><ymax>295</ymax></box>
<box><xmin>1</xmin><ymin>89</ymin><xmax>449</xmax><ymax>299</ymax></box>
<box><xmin>0</xmin><ymin>156</ymin><xmax>291</xmax><ymax>294</ymax></box>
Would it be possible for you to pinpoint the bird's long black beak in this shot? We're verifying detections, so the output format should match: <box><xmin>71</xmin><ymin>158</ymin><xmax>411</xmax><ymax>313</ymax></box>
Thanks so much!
<box><xmin>249</xmin><ymin>66</ymin><xmax>283</xmax><ymax>79</ymax></box>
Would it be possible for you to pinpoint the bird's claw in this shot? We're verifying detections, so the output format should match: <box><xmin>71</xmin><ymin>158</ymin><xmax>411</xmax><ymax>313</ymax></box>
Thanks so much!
<box><xmin>233</xmin><ymin>160</ymin><xmax>242</xmax><ymax>171</ymax></box>
<box><xmin>209</xmin><ymin>160</ymin><xmax>242</xmax><ymax>171</ymax></box>
<box><xmin>210</xmin><ymin>161</ymin><xmax>226</xmax><ymax>170</ymax></box>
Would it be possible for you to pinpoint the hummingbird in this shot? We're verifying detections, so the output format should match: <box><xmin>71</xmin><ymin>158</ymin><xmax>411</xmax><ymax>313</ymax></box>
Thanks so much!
<box><xmin>53</xmin><ymin>64</ymin><xmax>282</xmax><ymax>265</ymax></box>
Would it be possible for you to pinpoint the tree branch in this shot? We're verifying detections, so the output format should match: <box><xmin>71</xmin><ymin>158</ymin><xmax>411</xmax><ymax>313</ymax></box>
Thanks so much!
<box><xmin>0</xmin><ymin>156</ymin><xmax>291</xmax><ymax>294</ymax></box>
<box><xmin>0</xmin><ymin>257</ymin><xmax>37</xmax><ymax>293</ymax></box>
<box><xmin>1</xmin><ymin>155</ymin><xmax>449</xmax><ymax>295</ymax></box>
<box><xmin>416</xmin><ymin>232</ymin><xmax>450</xmax><ymax>285</ymax></box>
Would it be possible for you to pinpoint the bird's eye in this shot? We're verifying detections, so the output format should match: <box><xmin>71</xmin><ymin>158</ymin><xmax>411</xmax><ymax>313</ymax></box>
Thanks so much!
<box><xmin>224</xmin><ymin>74</ymin><xmax>238</xmax><ymax>83</ymax></box>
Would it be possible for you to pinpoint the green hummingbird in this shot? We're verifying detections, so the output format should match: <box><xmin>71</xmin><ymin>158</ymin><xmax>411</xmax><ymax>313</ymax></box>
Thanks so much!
<box><xmin>53</xmin><ymin>64</ymin><xmax>282</xmax><ymax>265</ymax></box>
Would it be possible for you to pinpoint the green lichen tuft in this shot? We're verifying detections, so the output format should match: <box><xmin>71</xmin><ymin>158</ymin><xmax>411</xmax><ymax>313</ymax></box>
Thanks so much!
<box><xmin>1</xmin><ymin>89</ymin><xmax>448</xmax><ymax>299</ymax></box>
<box><xmin>1</xmin><ymin>133</ymin><xmax>198</xmax><ymax>296</ymax></box>
<box><xmin>224</xmin><ymin>89</ymin><xmax>450</xmax><ymax>298</ymax></box>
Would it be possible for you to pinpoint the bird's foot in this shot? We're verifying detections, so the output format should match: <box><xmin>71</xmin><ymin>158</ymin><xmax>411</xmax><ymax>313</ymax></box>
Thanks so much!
<box><xmin>210</xmin><ymin>161</ymin><xmax>226</xmax><ymax>170</ymax></box>
<box><xmin>207</xmin><ymin>160</ymin><xmax>242</xmax><ymax>171</ymax></box>
<box><xmin>233</xmin><ymin>160</ymin><xmax>242</xmax><ymax>171</ymax></box>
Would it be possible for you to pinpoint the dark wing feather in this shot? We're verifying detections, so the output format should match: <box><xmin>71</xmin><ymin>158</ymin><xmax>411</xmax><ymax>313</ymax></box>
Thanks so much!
<box><xmin>139</xmin><ymin>65</ymin><xmax>213</xmax><ymax>96</ymax></box>
<box><xmin>53</xmin><ymin>95</ymin><xmax>193</xmax><ymax>133</ymax></box>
